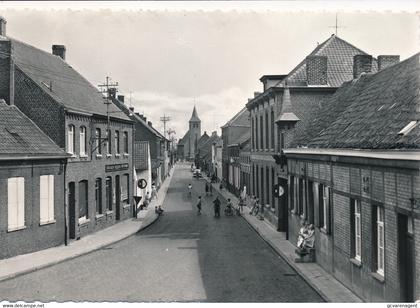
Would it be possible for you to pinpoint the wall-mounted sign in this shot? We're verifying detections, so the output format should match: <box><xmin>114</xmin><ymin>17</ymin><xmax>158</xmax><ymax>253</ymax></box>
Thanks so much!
<box><xmin>137</xmin><ymin>179</ymin><xmax>147</xmax><ymax>189</ymax></box>
<box><xmin>105</xmin><ymin>163</ymin><xmax>129</xmax><ymax>172</ymax></box>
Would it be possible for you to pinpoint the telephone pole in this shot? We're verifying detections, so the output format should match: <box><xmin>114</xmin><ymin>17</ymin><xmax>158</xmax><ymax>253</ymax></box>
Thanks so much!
<box><xmin>160</xmin><ymin>114</ymin><xmax>171</xmax><ymax>139</ymax></box>
<box><xmin>98</xmin><ymin>76</ymin><xmax>119</xmax><ymax>128</ymax></box>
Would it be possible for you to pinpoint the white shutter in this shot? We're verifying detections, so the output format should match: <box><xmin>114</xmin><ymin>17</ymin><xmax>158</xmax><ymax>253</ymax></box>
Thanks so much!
<box><xmin>40</xmin><ymin>175</ymin><xmax>49</xmax><ymax>223</ymax></box>
<box><xmin>48</xmin><ymin>175</ymin><xmax>54</xmax><ymax>221</ymax></box>
<box><xmin>17</xmin><ymin>177</ymin><xmax>25</xmax><ymax>228</ymax></box>
<box><xmin>8</xmin><ymin>178</ymin><xmax>18</xmax><ymax>230</ymax></box>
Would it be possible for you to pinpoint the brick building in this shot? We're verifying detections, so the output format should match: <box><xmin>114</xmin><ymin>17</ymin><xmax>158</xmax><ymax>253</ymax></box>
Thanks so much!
<box><xmin>0</xmin><ymin>23</ymin><xmax>134</xmax><ymax>241</ymax></box>
<box><xmin>284</xmin><ymin>53</ymin><xmax>417</xmax><ymax>302</ymax></box>
<box><xmin>221</xmin><ymin>107</ymin><xmax>250</xmax><ymax>192</ymax></box>
<box><xmin>239</xmin><ymin>137</ymin><xmax>251</xmax><ymax>197</ymax></box>
<box><xmin>0</xmin><ymin>102</ymin><xmax>68</xmax><ymax>259</ymax></box>
<box><xmin>246</xmin><ymin>34</ymin><xmax>379</xmax><ymax>230</ymax></box>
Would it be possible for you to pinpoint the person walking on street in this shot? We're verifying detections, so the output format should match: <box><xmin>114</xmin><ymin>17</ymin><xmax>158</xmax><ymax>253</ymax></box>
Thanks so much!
<box><xmin>213</xmin><ymin>196</ymin><xmax>221</xmax><ymax>218</ymax></box>
<box><xmin>188</xmin><ymin>183</ymin><xmax>192</xmax><ymax>197</ymax></box>
<box><xmin>152</xmin><ymin>182</ymin><xmax>158</xmax><ymax>200</ymax></box>
<box><xmin>205</xmin><ymin>182</ymin><xmax>209</xmax><ymax>196</ymax></box>
<box><xmin>197</xmin><ymin>196</ymin><xmax>202</xmax><ymax>215</ymax></box>
<box><xmin>249</xmin><ymin>196</ymin><xmax>258</xmax><ymax>215</ymax></box>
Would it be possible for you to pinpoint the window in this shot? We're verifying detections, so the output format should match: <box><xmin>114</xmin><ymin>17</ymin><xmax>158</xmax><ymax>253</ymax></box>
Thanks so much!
<box><xmin>352</xmin><ymin>199</ymin><xmax>362</xmax><ymax>261</ymax></box>
<box><xmin>289</xmin><ymin>175</ymin><xmax>294</xmax><ymax>211</ymax></box>
<box><xmin>78</xmin><ymin>180</ymin><xmax>88</xmax><ymax>221</ymax></box>
<box><xmin>106</xmin><ymin>177</ymin><xmax>112</xmax><ymax>211</ymax></box>
<box><xmin>95</xmin><ymin>178</ymin><xmax>102</xmax><ymax>215</ymax></box>
<box><xmin>375</xmin><ymin>206</ymin><xmax>385</xmax><ymax>276</ymax></box>
<box><xmin>122</xmin><ymin>174</ymin><xmax>130</xmax><ymax>204</ymax></box>
<box><xmin>106</xmin><ymin>129</ymin><xmax>111</xmax><ymax>155</ymax></box>
<box><xmin>123</xmin><ymin>131</ymin><xmax>128</xmax><ymax>154</ymax></box>
<box><xmin>318</xmin><ymin>184</ymin><xmax>331</xmax><ymax>232</ymax></box>
<box><xmin>95</xmin><ymin>128</ymin><xmax>102</xmax><ymax>155</ymax></box>
<box><xmin>271</xmin><ymin>168</ymin><xmax>275</xmax><ymax>208</ymax></box>
<box><xmin>271</xmin><ymin>110</ymin><xmax>275</xmax><ymax>149</ymax></box>
<box><xmin>260</xmin><ymin>115</ymin><xmax>263</xmax><ymax>150</ymax></box>
<box><xmin>79</xmin><ymin>126</ymin><xmax>87</xmax><ymax>156</ymax></box>
<box><xmin>255</xmin><ymin>116</ymin><xmax>259</xmax><ymax>150</ymax></box>
<box><xmin>251</xmin><ymin>118</ymin><xmax>254</xmax><ymax>150</ymax></box>
<box><xmin>265</xmin><ymin>112</ymin><xmax>269</xmax><ymax>149</ymax></box>
<box><xmin>8</xmin><ymin>177</ymin><xmax>25</xmax><ymax>231</ymax></box>
<box><xmin>298</xmin><ymin>178</ymin><xmax>304</xmax><ymax>216</ymax></box>
<box><xmin>115</xmin><ymin>131</ymin><xmax>120</xmax><ymax>154</ymax></box>
<box><xmin>40</xmin><ymin>175</ymin><xmax>54</xmax><ymax>224</ymax></box>
<box><xmin>67</xmin><ymin>125</ymin><xmax>75</xmax><ymax>155</ymax></box>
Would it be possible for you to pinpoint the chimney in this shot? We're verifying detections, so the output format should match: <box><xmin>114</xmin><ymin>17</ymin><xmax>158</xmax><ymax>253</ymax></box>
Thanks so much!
<box><xmin>0</xmin><ymin>17</ymin><xmax>6</xmax><ymax>36</ymax></box>
<box><xmin>52</xmin><ymin>45</ymin><xmax>66</xmax><ymax>60</ymax></box>
<box><xmin>129</xmin><ymin>107</ymin><xmax>134</xmax><ymax>112</ymax></box>
<box><xmin>306</xmin><ymin>55</ymin><xmax>328</xmax><ymax>85</ymax></box>
<box><xmin>353</xmin><ymin>54</ymin><xmax>372</xmax><ymax>79</ymax></box>
<box><xmin>212</xmin><ymin>131</ymin><xmax>217</xmax><ymax>137</ymax></box>
<box><xmin>117</xmin><ymin>95</ymin><xmax>125</xmax><ymax>103</ymax></box>
<box><xmin>148</xmin><ymin>121</ymin><xmax>153</xmax><ymax>127</ymax></box>
<box><xmin>378</xmin><ymin>55</ymin><xmax>400</xmax><ymax>71</ymax></box>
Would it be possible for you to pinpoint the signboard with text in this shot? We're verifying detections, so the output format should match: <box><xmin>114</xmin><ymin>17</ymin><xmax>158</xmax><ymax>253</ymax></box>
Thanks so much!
<box><xmin>105</xmin><ymin>163</ymin><xmax>129</xmax><ymax>172</ymax></box>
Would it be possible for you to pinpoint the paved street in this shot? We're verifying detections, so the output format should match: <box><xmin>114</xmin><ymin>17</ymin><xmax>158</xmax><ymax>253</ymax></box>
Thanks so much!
<box><xmin>0</xmin><ymin>164</ymin><xmax>323</xmax><ymax>302</ymax></box>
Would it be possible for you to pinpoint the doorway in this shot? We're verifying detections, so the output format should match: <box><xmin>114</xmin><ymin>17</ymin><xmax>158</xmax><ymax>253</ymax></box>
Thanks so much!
<box><xmin>68</xmin><ymin>182</ymin><xmax>76</xmax><ymax>239</ymax></box>
<box><xmin>115</xmin><ymin>175</ymin><xmax>121</xmax><ymax>220</ymax></box>
<box><xmin>278</xmin><ymin>177</ymin><xmax>288</xmax><ymax>232</ymax></box>
<box><xmin>397</xmin><ymin>213</ymin><xmax>414</xmax><ymax>302</ymax></box>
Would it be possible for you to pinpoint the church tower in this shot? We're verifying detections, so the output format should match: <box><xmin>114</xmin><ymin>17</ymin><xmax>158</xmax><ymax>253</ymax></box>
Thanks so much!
<box><xmin>188</xmin><ymin>105</ymin><xmax>201</xmax><ymax>160</ymax></box>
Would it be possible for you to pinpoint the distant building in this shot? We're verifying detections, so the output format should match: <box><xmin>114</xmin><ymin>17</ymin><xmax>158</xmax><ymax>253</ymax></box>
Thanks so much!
<box><xmin>285</xmin><ymin>53</ymin><xmax>415</xmax><ymax>302</ymax></box>
<box><xmin>196</xmin><ymin>131</ymin><xmax>221</xmax><ymax>174</ymax></box>
<box><xmin>133</xmin><ymin>141</ymin><xmax>152</xmax><ymax>212</ymax></box>
<box><xmin>211</xmin><ymin>138</ymin><xmax>223</xmax><ymax>182</ymax></box>
<box><xmin>247</xmin><ymin>34</ymin><xmax>380</xmax><ymax>229</ymax></box>
<box><xmin>0</xmin><ymin>20</ymin><xmax>134</xmax><ymax>241</ymax></box>
<box><xmin>178</xmin><ymin>106</ymin><xmax>201</xmax><ymax>161</ymax></box>
<box><xmin>0</xmin><ymin>102</ymin><xmax>68</xmax><ymax>259</ymax></box>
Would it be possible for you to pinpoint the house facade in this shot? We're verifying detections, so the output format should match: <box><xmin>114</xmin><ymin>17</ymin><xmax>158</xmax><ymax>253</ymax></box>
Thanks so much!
<box><xmin>246</xmin><ymin>35</ymin><xmax>380</xmax><ymax>230</ymax></box>
<box><xmin>285</xmin><ymin>53</ymin><xmax>416</xmax><ymax>302</ymax></box>
<box><xmin>0</xmin><ymin>102</ymin><xmax>68</xmax><ymax>259</ymax></box>
<box><xmin>0</xmin><ymin>26</ymin><xmax>134</xmax><ymax>241</ymax></box>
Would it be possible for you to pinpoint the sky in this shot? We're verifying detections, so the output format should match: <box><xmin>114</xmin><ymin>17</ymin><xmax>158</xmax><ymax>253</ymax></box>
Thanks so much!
<box><xmin>1</xmin><ymin>2</ymin><xmax>419</xmax><ymax>141</ymax></box>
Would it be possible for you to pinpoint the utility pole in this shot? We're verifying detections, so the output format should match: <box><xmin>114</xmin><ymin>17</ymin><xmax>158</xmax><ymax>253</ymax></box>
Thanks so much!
<box><xmin>98</xmin><ymin>76</ymin><xmax>119</xmax><ymax>129</ymax></box>
<box><xmin>329</xmin><ymin>13</ymin><xmax>346</xmax><ymax>36</ymax></box>
<box><xmin>160</xmin><ymin>114</ymin><xmax>171</xmax><ymax>139</ymax></box>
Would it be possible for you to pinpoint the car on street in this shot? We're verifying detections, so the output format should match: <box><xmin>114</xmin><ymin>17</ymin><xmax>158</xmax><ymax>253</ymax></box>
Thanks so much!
<box><xmin>193</xmin><ymin>168</ymin><xmax>202</xmax><ymax>178</ymax></box>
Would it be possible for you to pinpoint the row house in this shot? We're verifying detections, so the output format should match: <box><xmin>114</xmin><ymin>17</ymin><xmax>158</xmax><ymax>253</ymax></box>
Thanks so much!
<box><xmin>239</xmin><ymin>137</ymin><xmax>251</xmax><ymax>197</ymax></box>
<box><xmin>221</xmin><ymin>107</ymin><xmax>250</xmax><ymax>192</ymax></box>
<box><xmin>133</xmin><ymin>141</ymin><xmax>152</xmax><ymax>211</ymax></box>
<box><xmin>0</xmin><ymin>102</ymin><xmax>68</xmax><ymax>259</ymax></box>
<box><xmin>211</xmin><ymin>138</ymin><xmax>223</xmax><ymax>182</ymax></box>
<box><xmin>196</xmin><ymin>131</ymin><xmax>221</xmax><ymax>174</ymax></box>
<box><xmin>0</xmin><ymin>20</ymin><xmax>134</xmax><ymax>241</ymax></box>
<box><xmin>111</xmin><ymin>95</ymin><xmax>168</xmax><ymax>190</ymax></box>
<box><xmin>227</xmin><ymin>132</ymin><xmax>250</xmax><ymax>197</ymax></box>
<box><xmin>285</xmin><ymin>53</ymin><xmax>415</xmax><ymax>302</ymax></box>
<box><xmin>246</xmin><ymin>34</ymin><xmax>379</xmax><ymax>230</ymax></box>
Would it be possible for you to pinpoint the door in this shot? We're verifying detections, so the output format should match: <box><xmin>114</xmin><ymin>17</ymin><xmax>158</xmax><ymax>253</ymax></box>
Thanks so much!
<box><xmin>278</xmin><ymin>177</ymin><xmax>288</xmax><ymax>232</ymax></box>
<box><xmin>115</xmin><ymin>175</ymin><xmax>121</xmax><ymax>220</ymax></box>
<box><xmin>68</xmin><ymin>182</ymin><xmax>76</xmax><ymax>239</ymax></box>
<box><xmin>398</xmin><ymin>213</ymin><xmax>414</xmax><ymax>302</ymax></box>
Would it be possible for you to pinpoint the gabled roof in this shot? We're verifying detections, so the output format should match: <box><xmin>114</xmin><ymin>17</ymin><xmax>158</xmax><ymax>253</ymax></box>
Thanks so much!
<box><xmin>178</xmin><ymin>130</ymin><xmax>190</xmax><ymax>146</ymax></box>
<box><xmin>276</xmin><ymin>35</ymin><xmax>378</xmax><ymax>88</ymax></box>
<box><xmin>133</xmin><ymin>141</ymin><xmax>149</xmax><ymax>171</ymax></box>
<box><xmin>294</xmin><ymin>52</ymin><xmax>420</xmax><ymax>150</ymax></box>
<box><xmin>0</xmin><ymin>102</ymin><xmax>68</xmax><ymax>160</ymax></box>
<box><xmin>189</xmin><ymin>105</ymin><xmax>200</xmax><ymax>122</ymax></box>
<box><xmin>7</xmin><ymin>37</ymin><xmax>130</xmax><ymax>121</ymax></box>
<box><xmin>198</xmin><ymin>133</ymin><xmax>221</xmax><ymax>159</ymax></box>
<box><xmin>197</xmin><ymin>132</ymin><xmax>210</xmax><ymax>149</ymax></box>
<box><xmin>221</xmin><ymin>107</ymin><xmax>250</xmax><ymax>128</ymax></box>
<box><xmin>228</xmin><ymin>130</ymin><xmax>250</xmax><ymax>147</ymax></box>
<box><xmin>112</xmin><ymin>98</ymin><xmax>164</xmax><ymax>140</ymax></box>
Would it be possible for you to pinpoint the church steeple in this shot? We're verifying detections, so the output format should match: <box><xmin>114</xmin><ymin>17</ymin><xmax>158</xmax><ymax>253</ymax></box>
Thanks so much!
<box><xmin>189</xmin><ymin>105</ymin><xmax>201</xmax><ymax>122</ymax></box>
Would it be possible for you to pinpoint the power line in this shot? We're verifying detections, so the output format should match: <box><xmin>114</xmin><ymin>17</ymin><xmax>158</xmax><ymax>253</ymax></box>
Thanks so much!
<box><xmin>160</xmin><ymin>114</ymin><xmax>171</xmax><ymax>139</ymax></box>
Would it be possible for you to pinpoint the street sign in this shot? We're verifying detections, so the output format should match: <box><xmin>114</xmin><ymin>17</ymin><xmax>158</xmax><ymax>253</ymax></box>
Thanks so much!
<box><xmin>137</xmin><ymin>179</ymin><xmax>147</xmax><ymax>189</ymax></box>
<box><xmin>274</xmin><ymin>184</ymin><xmax>285</xmax><ymax>198</ymax></box>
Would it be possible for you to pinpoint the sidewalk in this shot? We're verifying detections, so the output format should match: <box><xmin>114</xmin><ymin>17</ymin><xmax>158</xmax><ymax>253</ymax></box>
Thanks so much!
<box><xmin>0</xmin><ymin>165</ymin><xmax>176</xmax><ymax>283</ymax></box>
<box><xmin>207</xmin><ymin>178</ymin><xmax>363</xmax><ymax>303</ymax></box>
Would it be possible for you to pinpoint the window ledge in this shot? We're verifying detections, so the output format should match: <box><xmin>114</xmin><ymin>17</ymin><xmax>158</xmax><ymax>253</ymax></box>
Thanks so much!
<box><xmin>69</xmin><ymin>154</ymin><xmax>77</xmax><ymax>158</ymax></box>
<box><xmin>115</xmin><ymin>154</ymin><xmax>121</xmax><ymax>158</ymax></box>
<box><xmin>96</xmin><ymin>154</ymin><xmax>103</xmax><ymax>159</ymax></box>
<box><xmin>95</xmin><ymin>214</ymin><xmax>105</xmax><ymax>220</ymax></box>
<box><xmin>106</xmin><ymin>210</ymin><xmax>113</xmax><ymax>216</ymax></box>
<box><xmin>80</xmin><ymin>154</ymin><xmax>88</xmax><ymax>158</ymax></box>
<box><xmin>320</xmin><ymin>227</ymin><xmax>329</xmax><ymax>235</ymax></box>
<box><xmin>371</xmin><ymin>272</ymin><xmax>385</xmax><ymax>283</ymax></box>
<box><xmin>7</xmin><ymin>226</ymin><xmax>26</xmax><ymax>233</ymax></box>
<box><xmin>123</xmin><ymin>153</ymin><xmax>130</xmax><ymax>157</ymax></box>
<box><xmin>106</xmin><ymin>154</ymin><xmax>112</xmax><ymax>158</ymax></box>
<box><xmin>350</xmin><ymin>258</ymin><xmax>362</xmax><ymax>268</ymax></box>
<box><xmin>39</xmin><ymin>220</ymin><xmax>56</xmax><ymax>226</ymax></box>
<box><xmin>78</xmin><ymin>218</ymin><xmax>90</xmax><ymax>226</ymax></box>
<box><xmin>123</xmin><ymin>203</ymin><xmax>131</xmax><ymax>209</ymax></box>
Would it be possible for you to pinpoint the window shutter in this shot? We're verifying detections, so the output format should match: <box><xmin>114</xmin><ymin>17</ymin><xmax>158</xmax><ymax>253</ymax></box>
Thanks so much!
<box><xmin>40</xmin><ymin>175</ymin><xmax>49</xmax><ymax>223</ymax></box>
<box><xmin>8</xmin><ymin>178</ymin><xmax>18</xmax><ymax>230</ymax></box>
<box><xmin>314</xmin><ymin>182</ymin><xmax>319</xmax><ymax>226</ymax></box>
<box><xmin>327</xmin><ymin>186</ymin><xmax>332</xmax><ymax>234</ymax></box>
<box><xmin>17</xmin><ymin>177</ymin><xmax>25</xmax><ymax>228</ymax></box>
<box><xmin>48</xmin><ymin>175</ymin><xmax>55</xmax><ymax>221</ymax></box>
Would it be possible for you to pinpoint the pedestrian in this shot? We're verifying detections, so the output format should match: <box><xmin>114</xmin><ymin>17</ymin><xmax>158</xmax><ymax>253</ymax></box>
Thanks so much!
<box><xmin>209</xmin><ymin>183</ymin><xmax>213</xmax><ymax>196</ymax></box>
<box><xmin>152</xmin><ymin>182</ymin><xmax>158</xmax><ymax>200</ymax></box>
<box><xmin>249</xmin><ymin>196</ymin><xmax>257</xmax><ymax>215</ymax></box>
<box><xmin>205</xmin><ymin>182</ymin><xmax>209</xmax><ymax>196</ymax></box>
<box><xmin>238</xmin><ymin>196</ymin><xmax>244</xmax><ymax>213</ymax></box>
<box><xmin>213</xmin><ymin>196</ymin><xmax>221</xmax><ymax>218</ymax></box>
<box><xmin>188</xmin><ymin>183</ymin><xmax>192</xmax><ymax>197</ymax></box>
<box><xmin>197</xmin><ymin>196</ymin><xmax>202</xmax><ymax>215</ymax></box>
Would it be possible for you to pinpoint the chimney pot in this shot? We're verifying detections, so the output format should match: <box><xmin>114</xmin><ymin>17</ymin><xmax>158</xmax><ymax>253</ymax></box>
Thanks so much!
<box><xmin>378</xmin><ymin>55</ymin><xmax>400</xmax><ymax>71</ymax></box>
<box><xmin>117</xmin><ymin>95</ymin><xmax>124</xmax><ymax>103</ymax></box>
<box><xmin>107</xmin><ymin>87</ymin><xmax>116</xmax><ymax>99</ymax></box>
<box><xmin>306</xmin><ymin>55</ymin><xmax>328</xmax><ymax>85</ymax></box>
<box><xmin>353</xmin><ymin>54</ymin><xmax>372</xmax><ymax>79</ymax></box>
<box><xmin>0</xmin><ymin>17</ymin><xmax>6</xmax><ymax>36</ymax></box>
<box><xmin>129</xmin><ymin>107</ymin><xmax>134</xmax><ymax>112</ymax></box>
<box><xmin>52</xmin><ymin>45</ymin><xmax>66</xmax><ymax>60</ymax></box>
<box><xmin>148</xmin><ymin>121</ymin><xmax>152</xmax><ymax>127</ymax></box>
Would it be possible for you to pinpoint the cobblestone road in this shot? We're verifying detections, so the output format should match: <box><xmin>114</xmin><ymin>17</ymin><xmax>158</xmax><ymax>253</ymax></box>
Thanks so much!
<box><xmin>0</xmin><ymin>164</ymin><xmax>324</xmax><ymax>302</ymax></box>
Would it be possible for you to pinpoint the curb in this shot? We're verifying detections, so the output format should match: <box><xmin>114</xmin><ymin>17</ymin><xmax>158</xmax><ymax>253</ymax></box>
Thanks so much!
<box><xmin>0</xmin><ymin>212</ymin><xmax>161</xmax><ymax>284</ymax></box>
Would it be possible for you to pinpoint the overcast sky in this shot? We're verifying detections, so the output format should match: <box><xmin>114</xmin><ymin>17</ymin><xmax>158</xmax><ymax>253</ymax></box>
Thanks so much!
<box><xmin>1</xmin><ymin>3</ymin><xmax>419</xmax><ymax>139</ymax></box>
